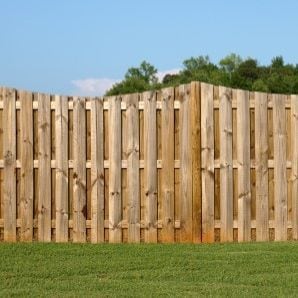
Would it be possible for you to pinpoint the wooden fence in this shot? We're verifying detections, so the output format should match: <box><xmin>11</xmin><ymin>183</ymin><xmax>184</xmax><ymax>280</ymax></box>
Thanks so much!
<box><xmin>0</xmin><ymin>82</ymin><xmax>297</xmax><ymax>243</ymax></box>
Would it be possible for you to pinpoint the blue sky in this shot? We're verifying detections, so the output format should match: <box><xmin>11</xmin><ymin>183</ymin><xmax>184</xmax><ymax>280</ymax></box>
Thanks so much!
<box><xmin>0</xmin><ymin>0</ymin><xmax>297</xmax><ymax>96</ymax></box>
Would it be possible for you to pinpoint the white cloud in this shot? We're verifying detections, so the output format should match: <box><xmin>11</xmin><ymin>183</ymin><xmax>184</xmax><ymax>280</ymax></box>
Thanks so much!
<box><xmin>71</xmin><ymin>68</ymin><xmax>181</xmax><ymax>96</ymax></box>
<box><xmin>156</xmin><ymin>68</ymin><xmax>181</xmax><ymax>82</ymax></box>
<box><xmin>71</xmin><ymin>78</ymin><xmax>119</xmax><ymax>96</ymax></box>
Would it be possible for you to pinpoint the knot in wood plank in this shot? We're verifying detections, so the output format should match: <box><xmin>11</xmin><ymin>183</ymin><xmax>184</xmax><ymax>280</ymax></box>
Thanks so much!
<box><xmin>4</xmin><ymin>150</ymin><xmax>14</xmax><ymax>166</ymax></box>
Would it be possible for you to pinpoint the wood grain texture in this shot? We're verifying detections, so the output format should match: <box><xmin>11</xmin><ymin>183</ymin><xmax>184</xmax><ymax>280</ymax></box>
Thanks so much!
<box><xmin>38</xmin><ymin>93</ymin><xmax>51</xmax><ymax>241</ymax></box>
<box><xmin>3</xmin><ymin>88</ymin><xmax>17</xmax><ymax>242</ymax></box>
<box><xmin>255</xmin><ymin>92</ymin><xmax>269</xmax><ymax>241</ymax></box>
<box><xmin>108</xmin><ymin>96</ymin><xmax>122</xmax><ymax>243</ymax></box>
<box><xmin>179</xmin><ymin>84</ymin><xmax>192</xmax><ymax>242</ymax></box>
<box><xmin>55</xmin><ymin>95</ymin><xmax>69</xmax><ymax>242</ymax></box>
<box><xmin>160</xmin><ymin>87</ymin><xmax>174</xmax><ymax>242</ymax></box>
<box><xmin>143</xmin><ymin>91</ymin><xmax>157</xmax><ymax>243</ymax></box>
<box><xmin>20</xmin><ymin>90</ymin><xmax>34</xmax><ymax>242</ymax></box>
<box><xmin>125</xmin><ymin>93</ymin><xmax>140</xmax><ymax>243</ymax></box>
<box><xmin>273</xmin><ymin>94</ymin><xmax>287</xmax><ymax>241</ymax></box>
<box><xmin>90</xmin><ymin>97</ymin><xmax>104</xmax><ymax>243</ymax></box>
<box><xmin>201</xmin><ymin>83</ymin><xmax>214</xmax><ymax>243</ymax></box>
<box><xmin>0</xmin><ymin>83</ymin><xmax>296</xmax><ymax>244</ymax></box>
<box><xmin>73</xmin><ymin>97</ymin><xmax>86</xmax><ymax>243</ymax></box>
<box><xmin>219</xmin><ymin>86</ymin><xmax>233</xmax><ymax>242</ymax></box>
<box><xmin>191</xmin><ymin>82</ymin><xmax>202</xmax><ymax>243</ymax></box>
<box><xmin>237</xmin><ymin>89</ymin><xmax>251</xmax><ymax>242</ymax></box>
<box><xmin>291</xmin><ymin>95</ymin><xmax>298</xmax><ymax>240</ymax></box>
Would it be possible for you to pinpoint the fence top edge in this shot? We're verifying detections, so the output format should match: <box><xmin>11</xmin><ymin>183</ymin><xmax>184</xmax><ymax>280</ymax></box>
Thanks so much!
<box><xmin>0</xmin><ymin>81</ymin><xmax>297</xmax><ymax>100</ymax></box>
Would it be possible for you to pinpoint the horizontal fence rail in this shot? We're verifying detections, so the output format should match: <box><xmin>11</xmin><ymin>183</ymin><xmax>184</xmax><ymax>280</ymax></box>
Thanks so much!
<box><xmin>0</xmin><ymin>83</ymin><xmax>297</xmax><ymax>243</ymax></box>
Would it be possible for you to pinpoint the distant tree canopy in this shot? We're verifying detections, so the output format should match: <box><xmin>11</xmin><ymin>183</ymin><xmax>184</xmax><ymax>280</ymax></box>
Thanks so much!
<box><xmin>105</xmin><ymin>54</ymin><xmax>298</xmax><ymax>96</ymax></box>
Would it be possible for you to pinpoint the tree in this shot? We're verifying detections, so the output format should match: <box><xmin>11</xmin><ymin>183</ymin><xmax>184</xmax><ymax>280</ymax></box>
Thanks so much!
<box><xmin>183</xmin><ymin>55</ymin><xmax>211</xmax><ymax>72</ymax></box>
<box><xmin>106</xmin><ymin>61</ymin><xmax>158</xmax><ymax>95</ymax></box>
<box><xmin>125</xmin><ymin>61</ymin><xmax>158</xmax><ymax>85</ymax></box>
<box><xmin>271</xmin><ymin>56</ymin><xmax>284</xmax><ymax>69</ymax></box>
<box><xmin>252</xmin><ymin>79</ymin><xmax>269</xmax><ymax>93</ymax></box>
<box><xmin>219</xmin><ymin>53</ymin><xmax>242</xmax><ymax>79</ymax></box>
<box><xmin>162</xmin><ymin>73</ymin><xmax>181</xmax><ymax>86</ymax></box>
<box><xmin>180</xmin><ymin>56</ymin><xmax>218</xmax><ymax>84</ymax></box>
<box><xmin>105</xmin><ymin>54</ymin><xmax>298</xmax><ymax>96</ymax></box>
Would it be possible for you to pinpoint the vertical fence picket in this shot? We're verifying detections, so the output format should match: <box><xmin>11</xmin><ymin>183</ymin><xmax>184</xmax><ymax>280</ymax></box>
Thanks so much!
<box><xmin>191</xmin><ymin>82</ymin><xmax>202</xmax><ymax>243</ymax></box>
<box><xmin>73</xmin><ymin>96</ymin><xmax>86</xmax><ymax>243</ymax></box>
<box><xmin>109</xmin><ymin>96</ymin><xmax>122</xmax><ymax>243</ymax></box>
<box><xmin>273</xmin><ymin>94</ymin><xmax>287</xmax><ymax>241</ymax></box>
<box><xmin>90</xmin><ymin>97</ymin><xmax>104</xmax><ymax>243</ymax></box>
<box><xmin>237</xmin><ymin>90</ymin><xmax>251</xmax><ymax>242</ymax></box>
<box><xmin>219</xmin><ymin>86</ymin><xmax>233</xmax><ymax>242</ymax></box>
<box><xmin>20</xmin><ymin>90</ymin><xmax>34</xmax><ymax>242</ymax></box>
<box><xmin>55</xmin><ymin>95</ymin><xmax>69</xmax><ymax>242</ymax></box>
<box><xmin>38</xmin><ymin>93</ymin><xmax>51</xmax><ymax>241</ymax></box>
<box><xmin>3</xmin><ymin>88</ymin><xmax>17</xmax><ymax>242</ymax></box>
<box><xmin>255</xmin><ymin>92</ymin><xmax>269</xmax><ymax>241</ymax></box>
<box><xmin>160</xmin><ymin>87</ymin><xmax>174</xmax><ymax>242</ymax></box>
<box><xmin>201</xmin><ymin>83</ymin><xmax>214</xmax><ymax>243</ymax></box>
<box><xmin>125</xmin><ymin>93</ymin><xmax>140</xmax><ymax>243</ymax></box>
<box><xmin>179</xmin><ymin>84</ymin><xmax>193</xmax><ymax>242</ymax></box>
<box><xmin>291</xmin><ymin>95</ymin><xmax>298</xmax><ymax>240</ymax></box>
<box><xmin>143</xmin><ymin>91</ymin><xmax>157</xmax><ymax>243</ymax></box>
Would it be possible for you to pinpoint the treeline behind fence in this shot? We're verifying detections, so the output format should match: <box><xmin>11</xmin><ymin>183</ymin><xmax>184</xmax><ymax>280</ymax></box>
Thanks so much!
<box><xmin>0</xmin><ymin>82</ymin><xmax>297</xmax><ymax>243</ymax></box>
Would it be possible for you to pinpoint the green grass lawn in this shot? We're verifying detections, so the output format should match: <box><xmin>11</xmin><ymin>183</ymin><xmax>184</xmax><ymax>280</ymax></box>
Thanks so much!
<box><xmin>0</xmin><ymin>242</ymin><xmax>297</xmax><ymax>297</ymax></box>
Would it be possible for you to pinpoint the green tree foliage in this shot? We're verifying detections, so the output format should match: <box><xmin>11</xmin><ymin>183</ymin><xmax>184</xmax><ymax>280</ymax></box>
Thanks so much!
<box><xmin>106</xmin><ymin>61</ymin><xmax>159</xmax><ymax>96</ymax></box>
<box><xmin>106</xmin><ymin>55</ymin><xmax>298</xmax><ymax>95</ymax></box>
<box><xmin>219</xmin><ymin>53</ymin><xmax>242</xmax><ymax>80</ymax></box>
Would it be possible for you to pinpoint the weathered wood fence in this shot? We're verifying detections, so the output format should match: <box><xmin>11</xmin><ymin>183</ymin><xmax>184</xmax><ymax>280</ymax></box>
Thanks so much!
<box><xmin>0</xmin><ymin>82</ymin><xmax>297</xmax><ymax>243</ymax></box>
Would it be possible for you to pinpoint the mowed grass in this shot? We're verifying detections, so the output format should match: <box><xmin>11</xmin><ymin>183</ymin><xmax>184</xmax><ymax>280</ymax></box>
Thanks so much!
<box><xmin>0</xmin><ymin>242</ymin><xmax>297</xmax><ymax>297</ymax></box>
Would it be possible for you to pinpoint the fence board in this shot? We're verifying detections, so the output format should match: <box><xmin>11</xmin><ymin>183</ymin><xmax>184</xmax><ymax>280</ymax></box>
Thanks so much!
<box><xmin>20</xmin><ymin>90</ymin><xmax>34</xmax><ymax>241</ymax></box>
<box><xmin>291</xmin><ymin>95</ymin><xmax>298</xmax><ymax>240</ymax></box>
<box><xmin>3</xmin><ymin>88</ymin><xmax>16</xmax><ymax>241</ymax></box>
<box><xmin>160</xmin><ymin>87</ymin><xmax>174</xmax><ymax>242</ymax></box>
<box><xmin>38</xmin><ymin>93</ymin><xmax>51</xmax><ymax>241</ymax></box>
<box><xmin>219</xmin><ymin>86</ymin><xmax>233</xmax><ymax>242</ymax></box>
<box><xmin>237</xmin><ymin>89</ymin><xmax>251</xmax><ymax>242</ymax></box>
<box><xmin>73</xmin><ymin>97</ymin><xmax>86</xmax><ymax>242</ymax></box>
<box><xmin>255</xmin><ymin>92</ymin><xmax>269</xmax><ymax>241</ymax></box>
<box><xmin>109</xmin><ymin>96</ymin><xmax>122</xmax><ymax>243</ymax></box>
<box><xmin>121</xmin><ymin>107</ymin><xmax>128</xmax><ymax>243</ymax></box>
<box><xmin>143</xmin><ymin>91</ymin><xmax>157</xmax><ymax>242</ymax></box>
<box><xmin>179</xmin><ymin>84</ymin><xmax>192</xmax><ymax>242</ymax></box>
<box><xmin>55</xmin><ymin>95</ymin><xmax>69</xmax><ymax>242</ymax></box>
<box><xmin>201</xmin><ymin>83</ymin><xmax>214</xmax><ymax>243</ymax></box>
<box><xmin>90</xmin><ymin>97</ymin><xmax>104</xmax><ymax>243</ymax></box>
<box><xmin>125</xmin><ymin>93</ymin><xmax>140</xmax><ymax>243</ymax></box>
<box><xmin>273</xmin><ymin>94</ymin><xmax>287</xmax><ymax>241</ymax></box>
<box><xmin>191</xmin><ymin>82</ymin><xmax>202</xmax><ymax>243</ymax></box>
